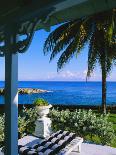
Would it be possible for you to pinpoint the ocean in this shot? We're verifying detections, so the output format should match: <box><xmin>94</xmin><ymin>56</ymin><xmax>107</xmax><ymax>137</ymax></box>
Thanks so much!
<box><xmin>0</xmin><ymin>81</ymin><xmax>116</xmax><ymax>106</ymax></box>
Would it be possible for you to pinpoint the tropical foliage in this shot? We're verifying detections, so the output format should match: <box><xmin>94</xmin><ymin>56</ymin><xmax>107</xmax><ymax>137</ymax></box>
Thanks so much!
<box><xmin>0</xmin><ymin>114</ymin><xmax>4</xmax><ymax>147</ymax></box>
<box><xmin>0</xmin><ymin>106</ymin><xmax>38</xmax><ymax>147</ymax></box>
<box><xmin>18</xmin><ymin>106</ymin><xmax>38</xmax><ymax>138</ymax></box>
<box><xmin>44</xmin><ymin>9</ymin><xmax>116</xmax><ymax>113</ymax></box>
<box><xmin>33</xmin><ymin>98</ymin><xmax>48</xmax><ymax>106</ymax></box>
<box><xmin>50</xmin><ymin>109</ymin><xmax>115</xmax><ymax>146</ymax></box>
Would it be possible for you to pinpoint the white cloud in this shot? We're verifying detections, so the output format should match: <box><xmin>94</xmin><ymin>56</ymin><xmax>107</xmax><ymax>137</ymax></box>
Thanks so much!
<box><xmin>45</xmin><ymin>70</ymin><xmax>86</xmax><ymax>81</ymax></box>
<box><xmin>1</xmin><ymin>68</ymin><xmax>115</xmax><ymax>81</ymax></box>
<box><xmin>18</xmin><ymin>70</ymin><xmax>115</xmax><ymax>81</ymax></box>
<box><xmin>83</xmin><ymin>70</ymin><xmax>87</xmax><ymax>75</ymax></box>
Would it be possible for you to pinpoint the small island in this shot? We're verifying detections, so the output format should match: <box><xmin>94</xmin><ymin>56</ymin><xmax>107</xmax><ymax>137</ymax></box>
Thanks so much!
<box><xmin>0</xmin><ymin>88</ymin><xmax>49</xmax><ymax>95</ymax></box>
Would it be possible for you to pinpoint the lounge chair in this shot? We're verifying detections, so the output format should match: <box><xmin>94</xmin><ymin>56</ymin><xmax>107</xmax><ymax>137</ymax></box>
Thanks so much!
<box><xmin>18</xmin><ymin>130</ymin><xmax>83</xmax><ymax>155</ymax></box>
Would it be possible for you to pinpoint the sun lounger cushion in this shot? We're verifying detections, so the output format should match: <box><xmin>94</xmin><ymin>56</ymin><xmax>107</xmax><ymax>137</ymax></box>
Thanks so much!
<box><xmin>19</xmin><ymin>130</ymin><xmax>83</xmax><ymax>155</ymax></box>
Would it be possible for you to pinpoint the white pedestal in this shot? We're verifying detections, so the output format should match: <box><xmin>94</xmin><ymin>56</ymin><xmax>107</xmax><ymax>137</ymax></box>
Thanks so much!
<box><xmin>34</xmin><ymin>116</ymin><xmax>52</xmax><ymax>138</ymax></box>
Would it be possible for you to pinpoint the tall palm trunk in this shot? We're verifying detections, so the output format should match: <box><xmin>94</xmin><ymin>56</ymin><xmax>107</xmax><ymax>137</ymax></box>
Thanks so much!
<box><xmin>102</xmin><ymin>65</ymin><xmax>107</xmax><ymax>114</ymax></box>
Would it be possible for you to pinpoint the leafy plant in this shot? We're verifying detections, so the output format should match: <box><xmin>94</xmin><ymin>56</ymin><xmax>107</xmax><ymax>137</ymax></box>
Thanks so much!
<box><xmin>18</xmin><ymin>106</ymin><xmax>38</xmax><ymax>138</ymax></box>
<box><xmin>50</xmin><ymin>109</ymin><xmax>115</xmax><ymax>145</ymax></box>
<box><xmin>0</xmin><ymin>106</ymin><xmax>38</xmax><ymax>147</ymax></box>
<box><xmin>0</xmin><ymin>114</ymin><xmax>4</xmax><ymax>147</ymax></box>
<box><xmin>33</xmin><ymin>98</ymin><xmax>48</xmax><ymax>106</ymax></box>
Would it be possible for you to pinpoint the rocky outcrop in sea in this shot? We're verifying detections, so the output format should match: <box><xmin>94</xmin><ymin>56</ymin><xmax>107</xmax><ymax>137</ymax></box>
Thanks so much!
<box><xmin>0</xmin><ymin>88</ymin><xmax>48</xmax><ymax>95</ymax></box>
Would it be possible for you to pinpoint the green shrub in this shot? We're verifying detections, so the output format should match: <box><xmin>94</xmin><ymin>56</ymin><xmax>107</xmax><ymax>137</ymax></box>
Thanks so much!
<box><xmin>0</xmin><ymin>115</ymin><xmax>4</xmax><ymax>147</ymax></box>
<box><xmin>18</xmin><ymin>106</ymin><xmax>38</xmax><ymax>138</ymax></box>
<box><xmin>50</xmin><ymin>109</ymin><xmax>115</xmax><ymax>145</ymax></box>
<box><xmin>0</xmin><ymin>107</ymin><xmax>38</xmax><ymax>147</ymax></box>
<box><xmin>33</xmin><ymin>98</ymin><xmax>48</xmax><ymax>106</ymax></box>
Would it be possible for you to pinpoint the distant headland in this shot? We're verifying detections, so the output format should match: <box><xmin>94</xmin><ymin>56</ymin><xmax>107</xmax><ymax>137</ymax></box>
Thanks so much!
<box><xmin>0</xmin><ymin>88</ymin><xmax>49</xmax><ymax>95</ymax></box>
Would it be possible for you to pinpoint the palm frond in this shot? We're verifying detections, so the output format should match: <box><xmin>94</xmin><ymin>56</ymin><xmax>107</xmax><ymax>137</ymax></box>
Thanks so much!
<box><xmin>87</xmin><ymin>32</ymin><xmax>98</xmax><ymax>79</ymax></box>
<box><xmin>43</xmin><ymin>22</ymin><xmax>71</xmax><ymax>54</ymax></box>
<box><xmin>57</xmin><ymin>35</ymin><xmax>80</xmax><ymax>70</ymax></box>
<box><xmin>49</xmin><ymin>20</ymin><xmax>83</xmax><ymax>61</ymax></box>
<box><xmin>43</xmin><ymin>20</ymin><xmax>80</xmax><ymax>55</ymax></box>
<box><xmin>76</xmin><ymin>18</ymin><xmax>93</xmax><ymax>54</ymax></box>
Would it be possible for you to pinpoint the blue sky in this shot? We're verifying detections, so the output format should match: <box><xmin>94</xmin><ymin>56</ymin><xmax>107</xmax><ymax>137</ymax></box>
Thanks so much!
<box><xmin>0</xmin><ymin>26</ymin><xmax>116</xmax><ymax>81</ymax></box>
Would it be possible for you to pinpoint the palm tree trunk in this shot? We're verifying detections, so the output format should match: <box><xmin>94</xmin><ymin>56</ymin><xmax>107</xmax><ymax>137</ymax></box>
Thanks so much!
<box><xmin>102</xmin><ymin>67</ymin><xmax>107</xmax><ymax>114</ymax></box>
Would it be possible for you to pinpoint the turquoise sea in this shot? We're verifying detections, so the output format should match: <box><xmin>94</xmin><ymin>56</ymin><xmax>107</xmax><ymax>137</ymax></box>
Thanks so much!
<box><xmin>0</xmin><ymin>81</ymin><xmax>116</xmax><ymax>105</ymax></box>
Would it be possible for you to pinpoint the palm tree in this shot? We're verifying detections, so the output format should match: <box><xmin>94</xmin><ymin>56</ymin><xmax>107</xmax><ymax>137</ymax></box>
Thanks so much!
<box><xmin>43</xmin><ymin>9</ymin><xmax>116</xmax><ymax>114</ymax></box>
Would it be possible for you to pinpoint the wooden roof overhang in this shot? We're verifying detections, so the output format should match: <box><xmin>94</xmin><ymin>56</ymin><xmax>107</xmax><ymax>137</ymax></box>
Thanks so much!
<box><xmin>0</xmin><ymin>0</ymin><xmax>115</xmax><ymax>32</ymax></box>
<box><xmin>0</xmin><ymin>0</ymin><xmax>115</xmax><ymax>56</ymax></box>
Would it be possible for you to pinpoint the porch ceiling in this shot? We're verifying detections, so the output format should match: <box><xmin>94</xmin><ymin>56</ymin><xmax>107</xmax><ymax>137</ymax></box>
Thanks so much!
<box><xmin>0</xmin><ymin>0</ymin><xmax>116</xmax><ymax>33</ymax></box>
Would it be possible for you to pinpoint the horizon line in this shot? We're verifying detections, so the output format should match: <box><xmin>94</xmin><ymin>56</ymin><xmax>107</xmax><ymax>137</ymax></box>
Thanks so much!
<box><xmin>0</xmin><ymin>80</ymin><xmax>116</xmax><ymax>82</ymax></box>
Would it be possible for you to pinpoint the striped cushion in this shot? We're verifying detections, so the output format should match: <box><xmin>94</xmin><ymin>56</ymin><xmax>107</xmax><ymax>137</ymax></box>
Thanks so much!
<box><xmin>19</xmin><ymin>131</ymin><xmax>76</xmax><ymax>155</ymax></box>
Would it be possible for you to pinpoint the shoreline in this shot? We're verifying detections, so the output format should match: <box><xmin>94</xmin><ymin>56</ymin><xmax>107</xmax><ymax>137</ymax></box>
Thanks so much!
<box><xmin>0</xmin><ymin>88</ymin><xmax>49</xmax><ymax>95</ymax></box>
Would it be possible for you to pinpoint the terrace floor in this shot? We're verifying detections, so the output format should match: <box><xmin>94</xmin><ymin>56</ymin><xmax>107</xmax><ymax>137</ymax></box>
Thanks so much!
<box><xmin>71</xmin><ymin>143</ymin><xmax>116</xmax><ymax>155</ymax></box>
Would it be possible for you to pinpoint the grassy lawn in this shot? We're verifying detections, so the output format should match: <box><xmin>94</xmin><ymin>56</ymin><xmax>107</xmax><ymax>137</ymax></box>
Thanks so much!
<box><xmin>108</xmin><ymin>113</ymin><xmax>116</xmax><ymax>131</ymax></box>
<box><xmin>108</xmin><ymin>113</ymin><xmax>116</xmax><ymax>147</ymax></box>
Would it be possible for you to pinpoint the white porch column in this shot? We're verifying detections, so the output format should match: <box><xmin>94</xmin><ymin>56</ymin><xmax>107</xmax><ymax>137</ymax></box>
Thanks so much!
<box><xmin>4</xmin><ymin>24</ymin><xmax>18</xmax><ymax>155</ymax></box>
